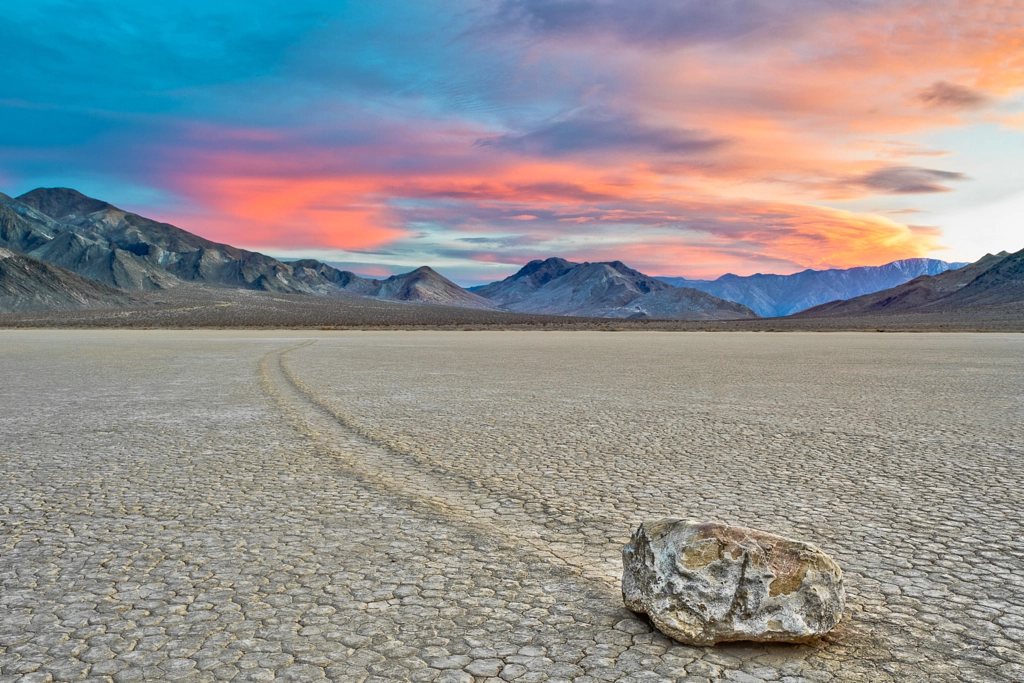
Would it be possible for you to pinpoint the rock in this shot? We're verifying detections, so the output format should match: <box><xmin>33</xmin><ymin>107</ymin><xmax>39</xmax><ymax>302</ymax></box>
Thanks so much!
<box><xmin>621</xmin><ymin>519</ymin><xmax>844</xmax><ymax>645</ymax></box>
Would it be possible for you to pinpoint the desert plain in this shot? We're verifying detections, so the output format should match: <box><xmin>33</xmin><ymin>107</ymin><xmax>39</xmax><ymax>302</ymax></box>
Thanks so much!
<box><xmin>1</xmin><ymin>330</ymin><xmax>1022</xmax><ymax>683</ymax></box>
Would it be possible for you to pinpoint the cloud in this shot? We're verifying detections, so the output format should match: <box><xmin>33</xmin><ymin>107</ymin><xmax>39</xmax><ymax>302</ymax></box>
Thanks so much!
<box><xmin>855</xmin><ymin>166</ymin><xmax>968</xmax><ymax>194</ymax></box>
<box><xmin>5</xmin><ymin>0</ymin><xmax>1022</xmax><ymax>280</ymax></box>
<box><xmin>380</xmin><ymin>175</ymin><xmax>944</xmax><ymax>272</ymax></box>
<box><xmin>140</xmin><ymin>118</ymin><xmax>943</xmax><ymax>277</ymax></box>
<box><xmin>478</xmin><ymin>112</ymin><xmax>726</xmax><ymax>157</ymax></box>
<box><xmin>495</xmin><ymin>0</ymin><xmax>862</xmax><ymax>48</ymax></box>
<box><xmin>456</xmin><ymin>235</ymin><xmax>544</xmax><ymax>247</ymax></box>
<box><xmin>917</xmin><ymin>81</ymin><xmax>990</xmax><ymax>110</ymax></box>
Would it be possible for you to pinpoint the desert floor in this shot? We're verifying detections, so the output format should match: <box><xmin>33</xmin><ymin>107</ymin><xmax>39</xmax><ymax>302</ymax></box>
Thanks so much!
<box><xmin>1</xmin><ymin>331</ymin><xmax>1022</xmax><ymax>683</ymax></box>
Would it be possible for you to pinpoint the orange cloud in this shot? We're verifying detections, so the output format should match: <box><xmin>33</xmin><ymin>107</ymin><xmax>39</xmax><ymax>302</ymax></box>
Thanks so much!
<box><xmin>140</xmin><ymin>0</ymin><xmax>1021</xmax><ymax>277</ymax></box>
<box><xmin>166</xmin><ymin>173</ymin><xmax>404</xmax><ymax>251</ymax></box>
<box><xmin>576</xmin><ymin>0</ymin><xmax>1024</xmax><ymax>200</ymax></box>
<box><xmin>150</xmin><ymin>126</ymin><xmax>947</xmax><ymax>278</ymax></box>
<box><xmin>564</xmin><ymin>201</ymin><xmax>942</xmax><ymax>278</ymax></box>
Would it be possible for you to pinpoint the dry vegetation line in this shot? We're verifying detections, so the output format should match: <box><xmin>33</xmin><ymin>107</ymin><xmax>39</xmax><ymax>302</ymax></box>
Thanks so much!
<box><xmin>258</xmin><ymin>340</ymin><xmax>622</xmax><ymax>592</ymax></box>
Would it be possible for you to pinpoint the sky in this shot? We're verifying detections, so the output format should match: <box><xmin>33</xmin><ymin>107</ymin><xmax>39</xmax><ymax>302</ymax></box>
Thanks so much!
<box><xmin>2</xmin><ymin>0</ymin><xmax>1023</xmax><ymax>284</ymax></box>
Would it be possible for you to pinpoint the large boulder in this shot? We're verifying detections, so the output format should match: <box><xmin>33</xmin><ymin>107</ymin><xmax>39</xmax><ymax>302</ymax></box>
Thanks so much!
<box><xmin>622</xmin><ymin>519</ymin><xmax>844</xmax><ymax>645</ymax></box>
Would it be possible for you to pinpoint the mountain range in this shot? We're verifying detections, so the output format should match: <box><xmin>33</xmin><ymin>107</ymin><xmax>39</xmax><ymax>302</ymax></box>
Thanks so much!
<box><xmin>797</xmin><ymin>248</ymin><xmax>1024</xmax><ymax>318</ymax></box>
<box><xmin>657</xmin><ymin>259</ymin><xmax>969</xmax><ymax>317</ymax></box>
<box><xmin>0</xmin><ymin>188</ymin><xmax>494</xmax><ymax>310</ymax></box>
<box><xmin>0</xmin><ymin>188</ymin><xmax>751</xmax><ymax>319</ymax></box>
<box><xmin>1</xmin><ymin>186</ymin><xmax>1020</xmax><ymax>326</ymax></box>
<box><xmin>472</xmin><ymin>258</ymin><xmax>757</xmax><ymax>319</ymax></box>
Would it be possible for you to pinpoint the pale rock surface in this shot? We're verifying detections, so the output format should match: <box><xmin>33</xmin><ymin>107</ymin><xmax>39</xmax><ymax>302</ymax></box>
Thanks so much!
<box><xmin>622</xmin><ymin>518</ymin><xmax>844</xmax><ymax>645</ymax></box>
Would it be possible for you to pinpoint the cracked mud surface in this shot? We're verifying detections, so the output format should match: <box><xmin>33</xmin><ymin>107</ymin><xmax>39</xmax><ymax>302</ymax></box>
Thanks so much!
<box><xmin>1</xmin><ymin>330</ymin><xmax>1022</xmax><ymax>682</ymax></box>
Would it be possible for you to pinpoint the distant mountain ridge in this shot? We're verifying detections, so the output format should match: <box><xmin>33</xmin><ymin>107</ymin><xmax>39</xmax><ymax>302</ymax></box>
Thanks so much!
<box><xmin>473</xmin><ymin>258</ymin><xmax>758</xmax><ymax>319</ymax></box>
<box><xmin>796</xmin><ymin>248</ymin><xmax>1024</xmax><ymax>318</ymax></box>
<box><xmin>1</xmin><ymin>188</ymin><xmax>495</xmax><ymax>311</ymax></box>
<box><xmin>658</xmin><ymin>259</ymin><xmax>969</xmax><ymax>317</ymax></box>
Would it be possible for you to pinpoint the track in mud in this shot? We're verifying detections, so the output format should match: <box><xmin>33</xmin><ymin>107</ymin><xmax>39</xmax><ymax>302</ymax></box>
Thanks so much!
<box><xmin>259</xmin><ymin>341</ymin><xmax>623</xmax><ymax>591</ymax></box>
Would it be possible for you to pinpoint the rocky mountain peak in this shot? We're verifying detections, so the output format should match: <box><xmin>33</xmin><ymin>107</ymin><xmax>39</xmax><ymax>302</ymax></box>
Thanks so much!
<box><xmin>17</xmin><ymin>187</ymin><xmax>115</xmax><ymax>221</ymax></box>
<box><xmin>474</xmin><ymin>256</ymin><xmax>755</xmax><ymax>319</ymax></box>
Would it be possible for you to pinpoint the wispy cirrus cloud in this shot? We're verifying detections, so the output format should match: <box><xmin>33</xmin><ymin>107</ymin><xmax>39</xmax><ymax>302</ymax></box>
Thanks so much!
<box><xmin>477</xmin><ymin>111</ymin><xmax>726</xmax><ymax>157</ymax></box>
<box><xmin>494</xmin><ymin>0</ymin><xmax>868</xmax><ymax>47</ymax></box>
<box><xmin>855</xmin><ymin>166</ymin><xmax>969</xmax><ymax>195</ymax></box>
<box><xmin>916</xmin><ymin>81</ymin><xmax>991</xmax><ymax>110</ymax></box>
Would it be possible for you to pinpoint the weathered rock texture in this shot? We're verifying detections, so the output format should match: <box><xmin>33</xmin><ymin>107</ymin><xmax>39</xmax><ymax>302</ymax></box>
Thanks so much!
<box><xmin>622</xmin><ymin>519</ymin><xmax>844</xmax><ymax>645</ymax></box>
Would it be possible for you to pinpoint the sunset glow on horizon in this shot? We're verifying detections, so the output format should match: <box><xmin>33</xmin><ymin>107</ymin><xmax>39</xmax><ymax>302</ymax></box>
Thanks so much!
<box><xmin>3</xmin><ymin>0</ymin><xmax>1023</xmax><ymax>283</ymax></box>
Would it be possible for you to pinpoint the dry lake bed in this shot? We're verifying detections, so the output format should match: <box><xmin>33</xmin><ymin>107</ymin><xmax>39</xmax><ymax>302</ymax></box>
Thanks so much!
<box><xmin>1</xmin><ymin>330</ymin><xmax>1022</xmax><ymax>683</ymax></box>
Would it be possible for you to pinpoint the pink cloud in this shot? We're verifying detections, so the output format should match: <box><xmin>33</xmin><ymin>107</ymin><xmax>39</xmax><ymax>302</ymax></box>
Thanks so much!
<box><xmin>129</xmin><ymin>0</ymin><xmax>1023</xmax><ymax>277</ymax></box>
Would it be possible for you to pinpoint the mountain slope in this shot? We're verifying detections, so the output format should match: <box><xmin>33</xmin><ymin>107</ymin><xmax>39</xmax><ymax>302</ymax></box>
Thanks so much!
<box><xmin>475</xmin><ymin>258</ymin><xmax>757</xmax><ymax>319</ymax></box>
<box><xmin>938</xmin><ymin>249</ymin><xmax>1024</xmax><ymax>308</ymax></box>
<box><xmin>289</xmin><ymin>259</ymin><xmax>383</xmax><ymax>295</ymax></box>
<box><xmin>29</xmin><ymin>230</ymin><xmax>181</xmax><ymax>290</ymax></box>
<box><xmin>659</xmin><ymin>258</ymin><xmax>968</xmax><ymax>317</ymax></box>
<box><xmin>289</xmin><ymin>260</ymin><xmax>496</xmax><ymax>308</ymax></box>
<box><xmin>472</xmin><ymin>257</ymin><xmax>577</xmax><ymax>304</ymax></box>
<box><xmin>0</xmin><ymin>193</ymin><xmax>65</xmax><ymax>253</ymax></box>
<box><xmin>0</xmin><ymin>247</ymin><xmax>137</xmax><ymax>312</ymax></box>
<box><xmin>3</xmin><ymin>192</ymin><xmax>172</xmax><ymax>290</ymax></box>
<box><xmin>2</xmin><ymin>190</ymin><xmax>202</xmax><ymax>290</ymax></box>
<box><xmin>374</xmin><ymin>267</ymin><xmax>497</xmax><ymax>309</ymax></box>
<box><xmin>17</xmin><ymin>188</ymin><xmax>316</xmax><ymax>292</ymax></box>
<box><xmin>15</xmin><ymin>187</ymin><xmax>114</xmax><ymax>220</ymax></box>
<box><xmin>610</xmin><ymin>286</ymin><xmax>760</xmax><ymax>320</ymax></box>
<box><xmin>796</xmin><ymin>249</ymin><xmax>1024</xmax><ymax>317</ymax></box>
